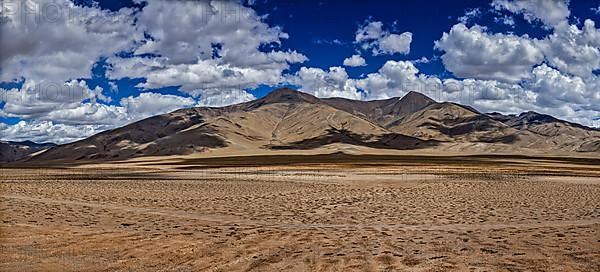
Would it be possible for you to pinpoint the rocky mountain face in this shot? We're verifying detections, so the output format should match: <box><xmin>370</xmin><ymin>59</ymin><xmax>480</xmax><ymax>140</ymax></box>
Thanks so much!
<box><xmin>486</xmin><ymin>111</ymin><xmax>600</xmax><ymax>152</ymax></box>
<box><xmin>0</xmin><ymin>141</ymin><xmax>56</xmax><ymax>162</ymax></box>
<box><xmin>27</xmin><ymin>88</ymin><xmax>600</xmax><ymax>162</ymax></box>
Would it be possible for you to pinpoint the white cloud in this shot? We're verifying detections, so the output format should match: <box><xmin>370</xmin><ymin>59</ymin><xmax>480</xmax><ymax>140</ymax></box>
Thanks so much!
<box><xmin>0</xmin><ymin>82</ymin><xmax>210</xmax><ymax>143</ymax></box>
<box><xmin>439</xmin><ymin>66</ymin><xmax>600</xmax><ymax>127</ymax></box>
<box><xmin>120</xmin><ymin>92</ymin><xmax>196</xmax><ymax>120</ymax></box>
<box><xmin>439</xmin><ymin>78</ymin><xmax>536</xmax><ymax>112</ymax></box>
<box><xmin>458</xmin><ymin>8</ymin><xmax>482</xmax><ymax>25</ymax></box>
<box><xmin>41</xmin><ymin>103</ymin><xmax>126</xmax><ymax>126</ymax></box>
<box><xmin>0</xmin><ymin>0</ymin><xmax>139</xmax><ymax>82</ymax></box>
<box><xmin>132</xmin><ymin>0</ymin><xmax>295</xmax><ymax>66</ymax></box>
<box><xmin>426</xmin><ymin>73</ymin><xmax>598</xmax><ymax>128</ymax></box>
<box><xmin>195</xmin><ymin>89</ymin><xmax>256</xmax><ymax>107</ymax></box>
<box><xmin>530</xmin><ymin>64</ymin><xmax>589</xmax><ymax>107</ymax></box>
<box><xmin>355</xmin><ymin>60</ymin><xmax>441</xmax><ymax>100</ymax></box>
<box><xmin>492</xmin><ymin>0</ymin><xmax>571</xmax><ymax>27</ymax></box>
<box><xmin>536</xmin><ymin>19</ymin><xmax>600</xmax><ymax>78</ymax></box>
<box><xmin>109</xmin><ymin>57</ymin><xmax>292</xmax><ymax>94</ymax></box>
<box><xmin>1</xmin><ymin>0</ymin><xmax>306</xmax><ymax>94</ymax></box>
<box><xmin>355</xmin><ymin>21</ymin><xmax>412</xmax><ymax>55</ymax></box>
<box><xmin>494</xmin><ymin>15</ymin><xmax>516</xmax><ymax>27</ymax></box>
<box><xmin>108</xmin><ymin>0</ymin><xmax>307</xmax><ymax>94</ymax></box>
<box><xmin>343</xmin><ymin>55</ymin><xmax>367</xmax><ymax>67</ymax></box>
<box><xmin>290</xmin><ymin>67</ymin><xmax>362</xmax><ymax>100</ymax></box>
<box><xmin>435</xmin><ymin>23</ymin><xmax>544</xmax><ymax>82</ymax></box>
<box><xmin>0</xmin><ymin>85</ymin><xmax>183</xmax><ymax>127</ymax></box>
<box><xmin>0</xmin><ymin>120</ymin><xmax>109</xmax><ymax>144</ymax></box>
<box><xmin>378</xmin><ymin>33</ymin><xmax>413</xmax><ymax>55</ymax></box>
<box><xmin>0</xmin><ymin>79</ymin><xmax>111</xmax><ymax>122</ymax></box>
<box><xmin>432</xmin><ymin>12</ymin><xmax>600</xmax><ymax>126</ymax></box>
<box><xmin>411</xmin><ymin>56</ymin><xmax>434</xmax><ymax>64</ymax></box>
<box><xmin>355</xmin><ymin>21</ymin><xmax>385</xmax><ymax>43</ymax></box>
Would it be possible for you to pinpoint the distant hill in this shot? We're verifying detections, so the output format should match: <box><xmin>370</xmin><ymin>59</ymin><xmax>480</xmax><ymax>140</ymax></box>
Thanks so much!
<box><xmin>27</xmin><ymin>88</ymin><xmax>600</xmax><ymax>162</ymax></box>
<box><xmin>0</xmin><ymin>141</ymin><xmax>56</xmax><ymax>162</ymax></box>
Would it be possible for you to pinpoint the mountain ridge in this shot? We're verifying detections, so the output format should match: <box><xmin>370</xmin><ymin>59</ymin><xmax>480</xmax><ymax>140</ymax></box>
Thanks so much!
<box><xmin>23</xmin><ymin>88</ymin><xmax>600</xmax><ymax>163</ymax></box>
<box><xmin>0</xmin><ymin>141</ymin><xmax>56</xmax><ymax>162</ymax></box>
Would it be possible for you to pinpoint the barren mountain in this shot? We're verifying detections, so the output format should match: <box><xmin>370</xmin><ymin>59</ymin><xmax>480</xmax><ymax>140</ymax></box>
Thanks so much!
<box><xmin>487</xmin><ymin>111</ymin><xmax>600</xmax><ymax>152</ymax></box>
<box><xmin>26</xmin><ymin>88</ymin><xmax>599</xmax><ymax>162</ymax></box>
<box><xmin>0</xmin><ymin>141</ymin><xmax>56</xmax><ymax>162</ymax></box>
<box><xmin>323</xmin><ymin>91</ymin><xmax>436</xmax><ymax>127</ymax></box>
<box><xmin>386</xmin><ymin>102</ymin><xmax>506</xmax><ymax>142</ymax></box>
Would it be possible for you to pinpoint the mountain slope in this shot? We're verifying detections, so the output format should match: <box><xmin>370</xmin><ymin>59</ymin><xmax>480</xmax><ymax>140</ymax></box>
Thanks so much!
<box><xmin>31</xmin><ymin>89</ymin><xmax>436</xmax><ymax>162</ymax></box>
<box><xmin>31</xmin><ymin>109</ymin><xmax>226</xmax><ymax>161</ymax></box>
<box><xmin>323</xmin><ymin>91</ymin><xmax>436</xmax><ymax>127</ymax></box>
<box><xmin>488</xmin><ymin>111</ymin><xmax>600</xmax><ymax>152</ymax></box>
<box><xmin>25</xmin><ymin>88</ymin><xmax>600</xmax><ymax>162</ymax></box>
<box><xmin>389</xmin><ymin>102</ymin><xmax>517</xmax><ymax>143</ymax></box>
<box><xmin>0</xmin><ymin>141</ymin><xmax>56</xmax><ymax>162</ymax></box>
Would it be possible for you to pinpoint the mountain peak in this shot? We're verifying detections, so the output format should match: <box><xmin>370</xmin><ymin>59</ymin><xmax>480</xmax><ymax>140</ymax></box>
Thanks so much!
<box><xmin>517</xmin><ymin>111</ymin><xmax>559</xmax><ymax>123</ymax></box>
<box><xmin>380</xmin><ymin>91</ymin><xmax>436</xmax><ymax>117</ymax></box>
<box><xmin>399</xmin><ymin>91</ymin><xmax>436</xmax><ymax>104</ymax></box>
<box><xmin>259</xmin><ymin>88</ymin><xmax>321</xmax><ymax>105</ymax></box>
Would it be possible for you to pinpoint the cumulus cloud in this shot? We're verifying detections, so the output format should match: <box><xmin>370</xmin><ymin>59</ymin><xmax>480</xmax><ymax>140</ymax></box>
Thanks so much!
<box><xmin>378</xmin><ymin>33</ymin><xmax>413</xmax><ymax>55</ymax></box>
<box><xmin>0</xmin><ymin>82</ymin><xmax>200</xmax><ymax>126</ymax></box>
<box><xmin>530</xmin><ymin>64</ymin><xmax>590</xmax><ymax>107</ymax></box>
<box><xmin>435</xmin><ymin>23</ymin><xmax>544</xmax><ymax>83</ymax></box>
<box><xmin>0</xmin><ymin>0</ymin><xmax>139</xmax><ymax>82</ymax></box>
<box><xmin>120</xmin><ymin>92</ymin><xmax>196</xmax><ymax>120</ymax></box>
<box><xmin>343</xmin><ymin>55</ymin><xmax>367</xmax><ymax>67</ymax></box>
<box><xmin>355</xmin><ymin>21</ymin><xmax>412</xmax><ymax>55</ymax></box>
<box><xmin>195</xmin><ymin>89</ymin><xmax>256</xmax><ymax>107</ymax></box>
<box><xmin>0</xmin><ymin>81</ymin><xmax>208</xmax><ymax>142</ymax></box>
<box><xmin>290</xmin><ymin>67</ymin><xmax>362</xmax><ymax>100</ymax></box>
<box><xmin>536</xmin><ymin>19</ymin><xmax>600</xmax><ymax>78</ymax></box>
<box><xmin>432</xmin><ymin>16</ymin><xmax>599</xmax><ymax>125</ymax></box>
<box><xmin>109</xmin><ymin>57</ymin><xmax>294</xmax><ymax>94</ymax></box>
<box><xmin>131</xmin><ymin>0</ymin><xmax>297</xmax><ymax>66</ymax></box>
<box><xmin>438</xmin><ymin>78</ymin><xmax>535</xmax><ymax>112</ymax></box>
<box><xmin>435</xmin><ymin>67</ymin><xmax>599</xmax><ymax>127</ymax></box>
<box><xmin>492</xmin><ymin>0</ymin><xmax>570</xmax><ymax>27</ymax></box>
<box><xmin>0</xmin><ymin>120</ymin><xmax>109</xmax><ymax>144</ymax></box>
<box><xmin>354</xmin><ymin>60</ymin><xmax>435</xmax><ymax>99</ymax></box>
<box><xmin>0</xmin><ymin>79</ymin><xmax>112</xmax><ymax>122</ymax></box>
<box><xmin>355</xmin><ymin>21</ymin><xmax>385</xmax><ymax>42</ymax></box>
<box><xmin>295</xmin><ymin>60</ymin><xmax>532</xmax><ymax>113</ymax></box>
<box><xmin>107</xmin><ymin>0</ymin><xmax>307</xmax><ymax>95</ymax></box>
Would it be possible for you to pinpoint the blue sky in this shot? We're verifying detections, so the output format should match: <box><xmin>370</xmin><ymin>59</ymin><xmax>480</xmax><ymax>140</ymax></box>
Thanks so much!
<box><xmin>1</xmin><ymin>0</ymin><xmax>600</xmax><ymax>143</ymax></box>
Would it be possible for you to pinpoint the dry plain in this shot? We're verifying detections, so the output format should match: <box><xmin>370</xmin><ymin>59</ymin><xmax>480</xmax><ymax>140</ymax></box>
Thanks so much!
<box><xmin>1</xmin><ymin>153</ymin><xmax>599</xmax><ymax>271</ymax></box>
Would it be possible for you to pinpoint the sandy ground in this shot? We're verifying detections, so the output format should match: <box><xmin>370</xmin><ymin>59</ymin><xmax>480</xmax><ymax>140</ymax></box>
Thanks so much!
<box><xmin>1</xmin><ymin>155</ymin><xmax>599</xmax><ymax>271</ymax></box>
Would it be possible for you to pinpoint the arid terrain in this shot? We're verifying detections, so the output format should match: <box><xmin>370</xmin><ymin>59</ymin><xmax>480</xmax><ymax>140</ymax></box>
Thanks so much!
<box><xmin>24</xmin><ymin>89</ymin><xmax>600</xmax><ymax>164</ymax></box>
<box><xmin>1</xmin><ymin>153</ymin><xmax>599</xmax><ymax>271</ymax></box>
<box><xmin>3</xmin><ymin>0</ymin><xmax>600</xmax><ymax>271</ymax></box>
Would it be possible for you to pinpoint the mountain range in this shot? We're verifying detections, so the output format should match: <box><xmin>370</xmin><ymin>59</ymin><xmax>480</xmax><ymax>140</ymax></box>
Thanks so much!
<box><xmin>11</xmin><ymin>88</ymin><xmax>600</xmax><ymax>163</ymax></box>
